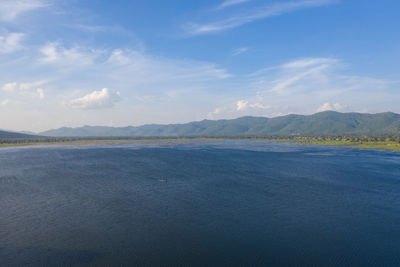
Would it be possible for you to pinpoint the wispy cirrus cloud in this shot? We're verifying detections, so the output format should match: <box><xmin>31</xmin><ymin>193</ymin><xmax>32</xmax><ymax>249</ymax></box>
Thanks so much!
<box><xmin>270</xmin><ymin>63</ymin><xmax>330</xmax><ymax>93</ymax></box>
<box><xmin>207</xmin><ymin>56</ymin><xmax>399</xmax><ymax>120</ymax></box>
<box><xmin>249</xmin><ymin>57</ymin><xmax>340</xmax><ymax>94</ymax></box>
<box><xmin>250</xmin><ymin>57</ymin><xmax>398</xmax><ymax>109</ymax></box>
<box><xmin>232</xmin><ymin>47</ymin><xmax>248</xmax><ymax>56</ymax></box>
<box><xmin>35</xmin><ymin>43</ymin><xmax>231</xmax><ymax>88</ymax></box>
<box><xmin>185</xmin><ymin>0</ymin><xmax>336</xmax><ymax>35</ymax></box>
<box><xmin>281</xmin><ymin>57</ymin><xmax>337</xmax><ymax>69</ymax></box>
<box><xmin>0</xmin><ymin>0</ymin><xmax>49</xmax><ymax>22</ymax></box>
<box><xmin>217</xmin><ymin>0</ymin><xmax>251</xmax><ymax>9</ymax></box>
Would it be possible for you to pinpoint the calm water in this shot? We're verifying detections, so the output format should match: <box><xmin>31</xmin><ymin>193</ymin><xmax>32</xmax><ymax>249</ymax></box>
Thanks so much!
<box><xmin>0</xmin><ymin>141</ymin><xmax>399</xmax><ymax>266</ymax></box>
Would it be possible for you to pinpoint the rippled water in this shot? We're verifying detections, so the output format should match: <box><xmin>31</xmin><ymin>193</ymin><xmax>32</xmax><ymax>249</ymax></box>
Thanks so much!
<box><xmin>0</xmin><ymin>141</ymin><xmax>399</xmax><ymax>266</ymax></box>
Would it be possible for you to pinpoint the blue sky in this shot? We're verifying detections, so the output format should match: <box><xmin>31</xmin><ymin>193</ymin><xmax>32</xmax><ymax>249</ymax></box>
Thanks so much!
<box><xmin>0</xmin><ymin>0</ymin><xmax>399</xmax><ymax>132</ymax></box>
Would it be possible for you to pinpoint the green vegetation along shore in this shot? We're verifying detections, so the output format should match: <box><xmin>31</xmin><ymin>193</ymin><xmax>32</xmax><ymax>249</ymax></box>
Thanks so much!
<box><xmin>272</xmin><ymin>136</ymin><xmax>400</xmax><ymax>151</ymax></box>
<box><xmin>0</xmin><ymin>136</ymin><xmax>399</xmax><ymax>151</ymax></box>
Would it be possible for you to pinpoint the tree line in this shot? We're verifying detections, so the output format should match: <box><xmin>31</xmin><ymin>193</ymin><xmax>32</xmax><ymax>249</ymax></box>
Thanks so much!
<box><xmin>1</xmin><ymin>135</ymin><xmax>400</xmax><ymax>145</ymax></box>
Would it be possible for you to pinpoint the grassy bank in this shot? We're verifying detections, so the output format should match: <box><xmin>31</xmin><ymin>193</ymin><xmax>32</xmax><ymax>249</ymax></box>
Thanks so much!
<box><xmin>0</xmin><ymin>136</ymin><xmax>399</xmax><ymax>151</ymax></box>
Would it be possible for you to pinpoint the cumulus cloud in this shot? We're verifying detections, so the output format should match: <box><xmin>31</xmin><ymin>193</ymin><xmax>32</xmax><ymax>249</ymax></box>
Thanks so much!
<box><xmin>2</xmin><ymin>81</ymin><xmax>45</xmax><ymax>92</ymax></box>
<box><xmin>70</xmin><ymin>88</ymin><xmax>121</xmax><ymax>110</ymax></box>
<box><xmin>236</xmin><ymin>99</ymin><xmax>271</xmax><ymax>111</ymax></box>
<box><xmin>0</xmin><ymin>32</ymin><xmax>24</xmax><ymax>54</ymax></box>
<box><xmin>207</xmin><ymin>99</ymin><xmax>273</xmax><ymax>120</ymax></box>
<box><xmin>236</xmin><ymin>100</ymin><xmax>248</xmax><ymax>111</ymax></box>
<box><xmin>317</xmin><ymin>102</ymin><xmax>343</xmax><ymax>112</ymax></box>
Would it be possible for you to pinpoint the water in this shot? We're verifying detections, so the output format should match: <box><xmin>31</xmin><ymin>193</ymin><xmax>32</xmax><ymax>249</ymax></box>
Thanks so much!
<box><xmin>0</xmin><ymin>140</ymin><xmax>399</xmax><ymax>266</ymax></box>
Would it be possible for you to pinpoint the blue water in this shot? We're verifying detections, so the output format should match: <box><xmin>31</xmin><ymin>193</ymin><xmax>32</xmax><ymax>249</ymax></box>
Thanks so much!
<box><xmin>0</xmin><ymin>140</ymin><xmax>399</xmax><ymax>266</ymax></box>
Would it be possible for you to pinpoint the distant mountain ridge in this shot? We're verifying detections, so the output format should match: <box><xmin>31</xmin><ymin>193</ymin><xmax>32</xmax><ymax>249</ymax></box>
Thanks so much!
<box><xmin>39</xmin><ymin>111</ymin><xmax>400</xmax><ymax>137</ymax></box>
<box><xmin>0</xmin><ymin>130</ymin><xmax>37</xmax><ymax>139</ymax></box>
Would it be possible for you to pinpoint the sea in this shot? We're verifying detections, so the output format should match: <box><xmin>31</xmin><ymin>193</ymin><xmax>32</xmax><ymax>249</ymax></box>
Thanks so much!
<box><xmin>0</xmin><ymin>140</ymin><xmax>399</xmax><ymax>266</ymax></box>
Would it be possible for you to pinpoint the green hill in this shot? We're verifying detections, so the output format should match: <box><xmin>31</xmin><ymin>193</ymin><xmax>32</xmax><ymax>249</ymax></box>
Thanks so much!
<box><xmin>39</xmin><ymin>111</ymin><xmax>400</xmax><ymax>137</ymax></box>
<box><xmin>0</xmin><ymin>130</ymin><xmax>38</xmax><ymax>139</ymax></box>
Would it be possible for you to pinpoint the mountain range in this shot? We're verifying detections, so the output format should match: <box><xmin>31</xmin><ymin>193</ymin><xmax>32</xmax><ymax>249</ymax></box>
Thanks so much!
<box><xmin>38</xmin><ymin>111</ymin><xmax>400</xmax><ymax>137</ymax></box>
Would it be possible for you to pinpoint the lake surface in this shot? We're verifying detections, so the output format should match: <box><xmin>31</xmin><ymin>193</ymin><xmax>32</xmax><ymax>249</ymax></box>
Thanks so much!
<box><xmin>0</xmin><ymin>140</ymin><xmax>399</xmax><ymax>266</ymax></box>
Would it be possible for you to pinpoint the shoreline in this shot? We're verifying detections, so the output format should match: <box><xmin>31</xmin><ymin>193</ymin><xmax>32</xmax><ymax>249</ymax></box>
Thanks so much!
<box><xmin>1</xmin><ymin>138</ymin><xmax>400</xmax><ymax>151</ymax></box>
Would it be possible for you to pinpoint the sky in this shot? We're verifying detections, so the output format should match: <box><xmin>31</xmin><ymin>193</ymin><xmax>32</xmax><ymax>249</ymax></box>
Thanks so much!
<box><xmin>0</xmin><ymin>0</ymin><xmax>399</xmax><ymax>132</ymax></box>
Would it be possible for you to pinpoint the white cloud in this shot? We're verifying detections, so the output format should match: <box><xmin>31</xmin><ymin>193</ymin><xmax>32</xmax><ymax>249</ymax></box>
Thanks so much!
<box><xmin>317</xmin><ymin>102</ymin><xmax>343</xmax><ymax>112</ymax></box>
<box><xmin>250</xmin><ymin>102</ymin><xmax>272</xmax><ymax>110</ymax></box>
<box><xmin>37</xmin><ymin>44</ymin><xmax>231</xmax><ymax>83</ymax></box>
<box><xmin>212</xmin><ymin>107</ymin><xmax>223</xmax><ymax>115</ymax></box>
<box><xmin>236</xmin><ymin>100</ymin><xmax>248</xmax><ymax>111</ymax></box>
<box><xmin>2</xmin><ymin>81</ymin><xmax>45</xmax><ymax>92</ymax></box>
<box><xmin>2</xmin><ymin>82</ymin><xmax>18</xmax><ymax>92</ymax></box>
<box><xmin>2</xmin><ymin>29</ymin><xmax>399</xmax><ymax>132</ymax></box>
<box><xmin>270</xmin><ymin>63</ymin><xmax>330</xmax><ymax>93</ymax></box>
<box><xmin>217</xmin><ymin>0</ymin><xmax>251</xmax><ymax>9</ymax></box>
<box><xmin>232</xmin><ymin>47</ymin><xmax>248</xmax><ymax>56</ymax></box>
<box><xmin>0</xmin><ymin>41</ymin><xmax>231</xmax><ymax>130</ymax></box>
<box><xmin>236</xmin><ymin>99</ymin><xmax>271</xmax><ymax>111</ymax></box>
<box><xmin>281</xmin><ymin>57</ymin><xmax>337</xmax><ymax>69</ymax></box>
<box><xmin>37</xmin><ymin>88</ymin><xmax>45</xmax><ymax>99</ymax></box>
<box><xmin>0</xmin><ymin>32</ymin><xmax>24</xmax><ymax>54</ymax></box>
<box><xmin>207</xmin><ymin>107</ymin><xmax>225</xmax><ymax>119</ymax></box>
<box><xmin>241</xmin><ymin>57</ymin><xmax>399</xmax><ymax>117</ymax></box>
<box><xmin>39</xmin><ymin>42</ymin><xmax>99</xmax><ymax>65</ymax></box>
<box><xmin>0</xmin><ymin>0</ymin><xmax>48</xmax><ymax>22</ymax></box>
<box><xmin>253</xmin><ymin>57</ymin><xmax>395</xmax><ymax>98</ymax></box>
<box><xmin>39</xmin><ymin>42</ymin><xmax>58</xmax><ymax>62</ymax></box>
<box><xmin>207</xmin><ymin>98</ymin><xmax>273</xmax><ymax>120</ymax></box>
<box><xmin>105</xmin><ymin>49</ymin><xmax>231</xmax><ymax>81</ymax></box>
<box><xmin>185</xmin><ymin>0</ymin><xmax>336</xmax><ymax>35</ymax></box>
<box><xmin>1</xmin><ymin>81</ymin><xmax>46</xmax><ymax>102</ymax></box>
<box><xmin>247</xmin><ymin>57</ymin><xmax>339</xmax><ymax>94</ymax></box>
<box><xmin>69</xmin><ymin>88</ymin><xmax>121</xmax><ymax>110</ymax></box>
